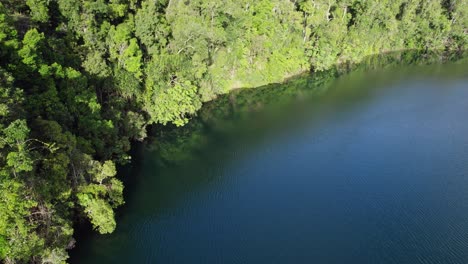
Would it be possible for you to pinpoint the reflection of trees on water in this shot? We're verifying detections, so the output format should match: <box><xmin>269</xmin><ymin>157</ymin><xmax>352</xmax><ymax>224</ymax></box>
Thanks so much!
<box><xmin>150</xmin><ymin>50</ymin><xmax>465</xmax><ymax>165</ymax></box>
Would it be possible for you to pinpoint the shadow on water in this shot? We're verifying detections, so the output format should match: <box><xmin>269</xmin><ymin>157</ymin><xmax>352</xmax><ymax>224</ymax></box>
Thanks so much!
<box><xmin>69</xmin><ymin>50</ymin><xmax>467</xmax><ymax>262</ymax></box>
<box><xmin>147</xmin><ymin>50</ymin><xmax>467</xmax><ymax>175</ymax></box>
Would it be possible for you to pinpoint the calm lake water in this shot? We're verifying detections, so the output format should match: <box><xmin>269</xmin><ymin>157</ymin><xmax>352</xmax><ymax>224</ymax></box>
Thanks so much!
<box><xmin>71</xmin><ymin>58</ymin><xmax>468</xmax><ymax>263</ymax></box>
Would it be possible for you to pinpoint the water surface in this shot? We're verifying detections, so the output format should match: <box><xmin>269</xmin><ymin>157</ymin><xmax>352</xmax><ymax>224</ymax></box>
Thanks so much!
<box><xmin>72</xmin><ymin>58</ymin><xmax>468</xmax><ymax>264</ymax></box>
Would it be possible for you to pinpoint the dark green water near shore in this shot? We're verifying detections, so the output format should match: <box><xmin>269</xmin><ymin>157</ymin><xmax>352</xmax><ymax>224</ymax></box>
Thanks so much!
<box><xmin>71</xmin><ymin>57</ymin><xmax>468</xmax><ymax>263</ymax></box>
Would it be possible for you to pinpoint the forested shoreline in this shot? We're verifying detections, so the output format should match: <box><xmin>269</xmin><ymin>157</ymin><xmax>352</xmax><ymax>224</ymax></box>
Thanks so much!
<box><xmin>0</xmin><ymin>0</ymin><xmax>466</xmax><ymax>262</ymax></box>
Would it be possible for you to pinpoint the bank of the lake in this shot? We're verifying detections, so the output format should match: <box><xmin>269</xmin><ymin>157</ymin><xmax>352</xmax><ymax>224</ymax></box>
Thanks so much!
<box><xmin>71</xmin><ymin>58</ymin><xmax>468</xmax><ymax>263</ymax></box>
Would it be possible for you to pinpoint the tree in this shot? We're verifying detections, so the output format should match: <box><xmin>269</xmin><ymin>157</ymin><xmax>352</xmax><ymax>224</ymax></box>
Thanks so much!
<box><xmin>107</xmin><ymin>21</ymin><xmax>143</xmax><ymax>79</ymax></box>
<box><xmin>144</xmin><ymin>79</ymin><xmax>202</xmax><ymax>126</ymax></box>
<box><xmin>77</xmin><ymin>158</ymin><xmax>124</xmax><ymax>234</ymax></box>
<box><xmin>26</xmin><ymin>0</ymin><xmax>50</xmax><ymax>23</ymax></box>
<box><xmin>1</xmin><ymin>119</ymin><xmax>34</xmax><ymax>175</ymax></box>
<box><xmin>18</xmin><ymin>29</ymin><xmax>45</xmax><ymax>70</ymax></box>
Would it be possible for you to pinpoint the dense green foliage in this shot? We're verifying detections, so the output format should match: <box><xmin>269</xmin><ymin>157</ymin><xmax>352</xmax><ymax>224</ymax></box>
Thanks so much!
<box><xmin>0</xmin><ymin>0</ymin><xmax>466</xmax><ymax>262</ymax></box>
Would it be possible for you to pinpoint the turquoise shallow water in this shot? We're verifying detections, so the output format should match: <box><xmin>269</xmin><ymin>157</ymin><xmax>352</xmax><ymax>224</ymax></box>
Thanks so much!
<box><xmin>71</xmin><ymin>61</ymin><xmax>468</xmax><ymax>264</ymax></box>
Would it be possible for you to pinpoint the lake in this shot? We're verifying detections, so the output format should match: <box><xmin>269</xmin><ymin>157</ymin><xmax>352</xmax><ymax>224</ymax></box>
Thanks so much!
<box><xmin>71</xmin><ymin>55</ymin><xmax>468</xmax><ymax>263</ymax></box>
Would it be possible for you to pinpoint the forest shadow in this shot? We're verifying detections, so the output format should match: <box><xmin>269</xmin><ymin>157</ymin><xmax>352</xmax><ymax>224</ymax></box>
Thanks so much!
<box><xmin>149</xmin><ymin>49</ymin><xmax>466</xmax><ymax>163</ymax></box>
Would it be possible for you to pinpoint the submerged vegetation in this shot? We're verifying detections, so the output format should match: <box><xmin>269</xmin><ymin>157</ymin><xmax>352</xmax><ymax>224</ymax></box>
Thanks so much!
<box><xmin>0</xmin><ymin>0</ymin><xmax>466</xmax><ymax>262</ymax></box>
